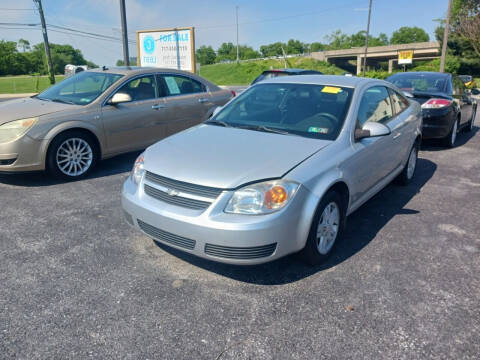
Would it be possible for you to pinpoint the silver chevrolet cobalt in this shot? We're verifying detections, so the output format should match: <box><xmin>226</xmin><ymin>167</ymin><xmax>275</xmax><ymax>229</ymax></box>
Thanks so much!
<box><xmin>122</xmin><ymin>75</ymin><xmax>422</xmax><ymax>265</ymax></box>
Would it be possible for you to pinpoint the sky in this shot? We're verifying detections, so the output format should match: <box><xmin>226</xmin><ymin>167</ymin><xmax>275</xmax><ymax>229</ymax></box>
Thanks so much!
<box><xmin>0</xmin><ymin>0</ymin><xmax>449</xmax><ymax>66</ymax></box>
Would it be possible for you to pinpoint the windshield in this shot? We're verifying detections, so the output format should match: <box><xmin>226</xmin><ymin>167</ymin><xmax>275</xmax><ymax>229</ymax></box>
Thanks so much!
<box><xmin>387</xmin><ymin>73</ymin><xmax>447</xmax><ymax>93</ymax></box>
<box><xmin>209</xmin><ymin>83</ymin><xmax>354</xmax><ymax>140</ymax></box>
<box><xmin>37</xmin><ymin>71</ymin><xmax>123</xmax><ymax>105</ymax></box>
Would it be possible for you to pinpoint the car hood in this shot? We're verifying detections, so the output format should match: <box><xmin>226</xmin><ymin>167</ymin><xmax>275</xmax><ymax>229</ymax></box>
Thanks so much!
<box><xmin>0</xmin><ymin>97</ymin><xmax>81</xmax><ymax>125</ymax></box>
<box><xmin>144</xmin><ymin>124</ymin><xmax>332</xmax><ymax>189</ymax></box>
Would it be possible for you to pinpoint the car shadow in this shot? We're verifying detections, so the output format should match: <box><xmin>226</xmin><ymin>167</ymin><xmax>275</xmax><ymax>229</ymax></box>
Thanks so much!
<box><xmin>0</xmin><ymin>151</ymin><xmax>141</xmax><ymax>187</ymax></box>
<box><xmin>154</xmin><ymin>158</ymin><xmax>437</xmax><ymax>285</ymax></box>
<box><xmin>421</xmin><ymin>126</ymin><xmax>478</xmax><ymax>151</ymax></box>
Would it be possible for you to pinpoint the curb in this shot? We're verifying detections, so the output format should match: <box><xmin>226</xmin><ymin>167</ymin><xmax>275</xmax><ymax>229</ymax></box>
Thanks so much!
<box><xmin>0</xmin><ymin>93</ymin><xmax>37</xmax><ymax>99</ymax></box>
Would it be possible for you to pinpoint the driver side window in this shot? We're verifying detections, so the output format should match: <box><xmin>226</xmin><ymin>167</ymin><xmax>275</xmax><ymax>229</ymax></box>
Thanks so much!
<box><xmin>117</xmin><ymin>75</ymin><xmax>157</xmax><ymax>102</ymax></box>
<box><xmin>358</xmin><ymin>86</ymin><xmax>393</xmax><ymax>127</ymax></box>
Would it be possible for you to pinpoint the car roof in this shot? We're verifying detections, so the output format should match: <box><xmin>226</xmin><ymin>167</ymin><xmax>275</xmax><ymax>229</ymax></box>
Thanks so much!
<box><xmin>259</xmin><ymin>74</ymin><xmax>384</xmax><ymax>88</ymax></box>
<box><xmin>87</xmin><ymin>66</ymin><xmax>196</xmax><ymax>76</ymax></box>
<box><xmin>388</xmin><ymin>71</ymin><xmax>450</xmax><ymax>78</ymax></box>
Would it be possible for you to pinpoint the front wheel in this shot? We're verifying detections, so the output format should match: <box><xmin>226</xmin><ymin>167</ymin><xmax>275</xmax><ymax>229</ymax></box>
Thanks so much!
<box><xmin>47</xmin><ymin>131</ymin><xmax>98</xmax><ymax>179</ymax></box>
<box><xmin>396</xmin><ymin>143</ymin><xmax>418</xmax><ymax>186</ymax></box>
<box><xmin>301</xmin><ymin>191</ymin><xmax>346</xmax><ymax>265</ymax></box>
<box><xmin>466</xmin><ymin>107</ymin><xmax>476</xmax><ymax>132</ymax></box>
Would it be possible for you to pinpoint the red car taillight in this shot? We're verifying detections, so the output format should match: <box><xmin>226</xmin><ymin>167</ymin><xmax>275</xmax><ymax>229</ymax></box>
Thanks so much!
<box><xmin>421</xmin><ymin>98</ymin><xmax>452</xmax><ymax>109</ymax></box>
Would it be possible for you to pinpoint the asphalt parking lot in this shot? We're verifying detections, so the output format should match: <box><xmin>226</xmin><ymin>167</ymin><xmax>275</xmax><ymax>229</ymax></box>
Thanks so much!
<box><xmin>1</xmin><ymin>118</ymin><xmax>479</xmax><ymax>359</ymax></box>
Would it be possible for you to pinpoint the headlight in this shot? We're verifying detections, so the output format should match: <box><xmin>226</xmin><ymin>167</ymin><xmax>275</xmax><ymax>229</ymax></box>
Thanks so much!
<box><xmin>130</xmin><ymin>153</ymin><xmax>145</xmax><ymax>185</ymax></box>
<box><xmin>225</xmin><ymin>180</ymin><xmax>299</xmax><ymax>215</ymax></box>
<box><xmin>0</xmin><ymin>117</ymin><xmax>37</xmax><ymax>144</ymax></box>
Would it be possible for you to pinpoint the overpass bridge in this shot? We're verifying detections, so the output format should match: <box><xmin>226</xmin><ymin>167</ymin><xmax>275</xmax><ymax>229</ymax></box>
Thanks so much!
<box><xmin>311</xmin><ymin>41</ymin><xmax>440</xmax><ymax>74</ymax></box>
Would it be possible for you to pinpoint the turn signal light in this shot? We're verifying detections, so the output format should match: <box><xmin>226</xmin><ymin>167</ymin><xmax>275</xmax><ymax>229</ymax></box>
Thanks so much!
<box><xmin>264</xmin><ymin>185</ymin><xmax>288</xmax><ymax>209</ymax></box>
<box><xmin>421</xmin><ymin>98</ymin><xmax>452</xmax><ymax>109</ymax></box>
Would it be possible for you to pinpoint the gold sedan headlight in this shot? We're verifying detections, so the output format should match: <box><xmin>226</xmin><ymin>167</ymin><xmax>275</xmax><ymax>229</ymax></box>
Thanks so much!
<box><xmin>0</xmin><ymin>118</ymin><xmax>37</xmax><ymax>144</ymax></box>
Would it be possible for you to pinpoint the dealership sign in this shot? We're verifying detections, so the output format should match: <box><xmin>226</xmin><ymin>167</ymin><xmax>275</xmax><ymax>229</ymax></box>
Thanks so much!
<box><xmin>136</xmin><ymin>27</ymin><xmax>196</xmax><ymax>73</ymax></box>
<box><xmin>398</xmin><ymin>50</ymin><xmax>414</xmax><ymax>65</ymax></box>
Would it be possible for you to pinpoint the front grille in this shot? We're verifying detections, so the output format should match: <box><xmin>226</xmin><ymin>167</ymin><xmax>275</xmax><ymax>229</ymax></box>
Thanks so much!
<box><xmin>0</xmin><ymin>158</ymin><xmax>16</xmax><ymax>165</ymax></box>
<box><xmin>204</xmin><ymin>243</ymin><xmax>277</xmax><ymax>260</ymax></box>
<box><xmin>145</xmin><ymin>171</ymin><xmax>223</xmax><ymax>199</ymax></box>
<box><xmin>138</xmin><ymin>219</ymin><xmax>196</xmax><ymax>250</ymax></box>
<box><xmin>144</xmin><ymin>184</ymin><xmax>211</xmax><ymax>210</ymax></box>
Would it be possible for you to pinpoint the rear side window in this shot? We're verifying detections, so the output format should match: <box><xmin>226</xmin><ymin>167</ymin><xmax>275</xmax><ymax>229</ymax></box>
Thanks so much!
<box><xmin>388</xmin><ymin>88</ymin><xmax>409</xmax><ymax>115</ymax></box>
<box><xmin>358</xmin><ymin>86</ymin><xmax>393</xmax><ymax>127</ymax></box>
<box><xmin>158</xmin><ymin>75</ymin><xmax>205</xmax><ymax>96</ymax></box>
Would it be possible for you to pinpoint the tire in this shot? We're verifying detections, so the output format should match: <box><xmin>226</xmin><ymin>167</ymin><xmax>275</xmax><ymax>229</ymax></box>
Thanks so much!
<box><xmin>301</xmin><ymin>191</ymin><xmax>346</xmax><ymax>266</ymax></box>
<box><xmin>442</xmin><ymin>118</ymin><xmax>459</xmax><ymax>148</ymax></box>
<box><xmin>46</xmin><ymin>131</ymin><xmax>98</xmax><ymax>180</ymax></box>
<box><xmin>396</xmin><ymin>142</ymin><xmax>419</xmax><ymax>186</ymax></box>
<box><xmin>465</xmin><ymin>107</ymin><xmax>476</xmax><ymax>132</ymax></box>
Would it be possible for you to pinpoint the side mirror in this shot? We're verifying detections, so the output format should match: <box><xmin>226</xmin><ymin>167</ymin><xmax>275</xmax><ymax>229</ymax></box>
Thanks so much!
<box><xmin>403</xmin><ymin>91</ymin><xmax>414</xmax><ymax>98</ymax></box>
<box><xmin>108</xmin><ymin>92</ymin><xmax>132</xmax><ymax>105</ymax></box>
<box><xmin>355</xmin><ymin>122</ymin><xmax>391</xmax><ymax>141</ymax></box>
<box><xmin>212</xmin><ymin>106</ymin><xmax>222</xmax><ymax>117</ymax></box>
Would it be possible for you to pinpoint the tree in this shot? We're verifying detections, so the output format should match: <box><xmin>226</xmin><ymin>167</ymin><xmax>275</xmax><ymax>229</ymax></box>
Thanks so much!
<box><xmin>17</xmin><ymin>39</ymin><xmax>30</xmax><ymax>53</ymax></box>
<box><xmin>195</xmin><ymin>46</ymin><xmax>216</xmax><ymax>65</ymax></box>
<box><xmin>216</xmin><ymin>42</ymin><xmax>236</xmax><ymax>61</ymax></box>
<box><xmin>451</xmin><ymin>0</ymin><xmax>480</xmax><ymax>57</ymax></box>
<box><xmin>286</xmin><ymin>39</ymin><xmax>306</xmax><ymax>54</ymax></box>
<box><xmin>309</xmin><ymin>42</ymin><xmax>325</xmax><ymax>52</ymax></box>
<box><xmin>325</xmin><ymin>30</ymin><xmax>350</xmax><ymax>50</ymax></box>
<box><xmin>390</xmin><ymin>26</ymin><xmax>430</xmax><ymax>44</ymax></box>
<box><xmin>116</xmin><ymin>57</ymin><xmax>137</xmax><ymax>66</ymax></box>
<box><xmin>259</xmin><ymin>42</ymin><xmax>285</xmax><ymax>57</ymax></box>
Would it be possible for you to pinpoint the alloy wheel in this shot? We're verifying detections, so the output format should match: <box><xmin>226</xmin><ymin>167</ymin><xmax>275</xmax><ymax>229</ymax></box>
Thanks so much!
<box><xmin>407</xmin><ymin>147</ymin><xmax>417</xmax><ymax>180</ymax></box>
<box><xmin>316</xmin><ymin>202</ymin><xmax>340</xmax><ymax>255</ymax></box>
<box><xmin>56</xmin><ymin>138</ymin><xmax>93</xmax><ymax>177</ymax></box>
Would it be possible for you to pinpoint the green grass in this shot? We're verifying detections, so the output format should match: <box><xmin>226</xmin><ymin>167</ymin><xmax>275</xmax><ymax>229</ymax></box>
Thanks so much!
<box><xmin>0</xmin><ymin>75</ymin><xmax>65</xmax><ymax>94</ymax></box>
<box><xmin>198</xmin><ymin>58</ymin><xmax>345</xmax><ymax>85</ymax></box>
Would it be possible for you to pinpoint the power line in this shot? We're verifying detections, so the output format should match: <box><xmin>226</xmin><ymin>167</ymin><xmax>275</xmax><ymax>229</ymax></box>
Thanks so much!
<box><xmin>0</xmin><ymin>8</ymin><xmax>35</xmax><ymax>11</ymax></box>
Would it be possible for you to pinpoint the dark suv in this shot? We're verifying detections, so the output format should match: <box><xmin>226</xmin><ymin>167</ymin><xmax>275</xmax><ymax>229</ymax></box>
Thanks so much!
<box><xmin>251</xmin><ymin>68</ymin><xmax>323</xmax><ymax>85</ymax></box>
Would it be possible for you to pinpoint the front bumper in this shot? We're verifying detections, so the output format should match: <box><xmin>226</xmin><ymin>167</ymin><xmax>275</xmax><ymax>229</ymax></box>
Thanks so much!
<box><xmin>421</xmin><ymin>107</ymin><xmax>456</xmax><ymax>139</ymax></box>
<box><xmin>0</xmin><ymin>135</ymin><xmax>47</xmax><ymax>173</ymax></box>
<box><xmin>122</xmin><ymin>177</ymin><xmax>318</xmax><ymax>265</ymax></box>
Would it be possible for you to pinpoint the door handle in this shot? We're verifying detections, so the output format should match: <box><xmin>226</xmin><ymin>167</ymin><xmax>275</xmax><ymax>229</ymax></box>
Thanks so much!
<box><xmin>152</xmin><ymin>104</ymin><xmax>165</xmax><ymax>110</ymax></box>
<box><xmin>198</xmin><ymin>98</ymin><xmax>208</xmax><ymax>103</ymax></box>
<box><xmin>393</xmin><ymin>133</ymin><xmax>401</xmax><ymax>139</ymax></box>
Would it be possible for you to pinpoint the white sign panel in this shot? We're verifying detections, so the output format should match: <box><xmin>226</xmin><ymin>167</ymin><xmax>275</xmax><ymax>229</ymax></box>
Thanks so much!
<box><xmin>137</xmin><ymin>27</ymin><xmax>195</xmax><ymax>73</ymax></box>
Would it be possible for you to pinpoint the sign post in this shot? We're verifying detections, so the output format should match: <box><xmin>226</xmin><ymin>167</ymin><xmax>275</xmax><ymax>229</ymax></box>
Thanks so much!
<box><xmin>136</xmin><ymin>27</ymin><xmax>196</xmax><ymax>73</ymax></box>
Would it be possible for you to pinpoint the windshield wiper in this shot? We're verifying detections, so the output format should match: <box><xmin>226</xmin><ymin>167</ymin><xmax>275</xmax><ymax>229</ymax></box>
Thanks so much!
<box><xmin>205</xmin><ymin>119</ymin><xmax>230</xmax><ymax>127</ymax></box>
<box><xmin>236</xmin><ymin>124</ymin><xmax>290</xmax><ymax>135</ymax></box>
<box><xmin>51</xmin><ymin>98</ymin><xmax>76</xmax><ymax>105</ymax></box>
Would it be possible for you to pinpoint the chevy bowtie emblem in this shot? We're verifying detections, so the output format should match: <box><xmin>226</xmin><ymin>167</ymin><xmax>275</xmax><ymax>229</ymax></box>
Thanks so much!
<box><xmin>166</xmin><ymin>188</ymin><xmax>179</xmax><ymax>196</ymax></box>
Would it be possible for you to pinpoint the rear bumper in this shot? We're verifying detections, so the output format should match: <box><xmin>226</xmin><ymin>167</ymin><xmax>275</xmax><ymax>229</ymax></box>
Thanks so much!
<box><xmin>421</xmin><ymin>107</ymin><xmax>456</xmax><ymax>139</ymax></box>
<box><xmin>122</xmin><ymin>177</ymin><xmax>318</xmax><ymax>265</ymax></box>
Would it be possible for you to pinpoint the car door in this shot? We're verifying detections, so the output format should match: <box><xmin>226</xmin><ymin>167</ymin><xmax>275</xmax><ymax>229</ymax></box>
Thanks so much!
<box><xmin>101</xmin><ymin>74</ymin><xmax>167</xmax><ymax>155</ymax></box>
<box><xmin>346</xmin><ymin>86</ymin><xmax>399</xmax><ymax>205</ymax></box>
<box><xmin>157</xmin><ymin>73</ymin><xmax>214</xmax><ymax>138</ymax></box>
<box><xmin>388</xmin><ymin>87</ymin><xmax>414</xmax><ymax>167</ymax></box>
<box><xmin>453</xmin><ymin>76</ymin><xmax>472</xmax><ymax>126</ymax></box>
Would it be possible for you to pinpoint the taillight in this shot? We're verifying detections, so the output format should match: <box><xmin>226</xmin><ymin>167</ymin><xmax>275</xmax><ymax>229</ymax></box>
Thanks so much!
<box><xmin>421</xmin><ymin>98</ymin><xmax>452</xmax><ymax>109</ymax></box>
<box><xmin>231</xmin><ymin>90</ymin><xmax>236</xmax><ymax>97</ymax></box>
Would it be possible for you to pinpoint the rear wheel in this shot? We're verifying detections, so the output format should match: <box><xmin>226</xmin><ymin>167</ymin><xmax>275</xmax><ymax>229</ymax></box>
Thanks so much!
<box><xmin>47</xmin><ymin>131</ymin><xmax>98</xmax><ymax>180</ymax></box>
<box><xmin>443</xmin><ymin>118</ymin><xmax>458</xmax><ymax>148</ymax></box>
<box><xmin>301</xmin><ymin>191</ymin><xmax>346</xmax><ymax>265</ymax></box>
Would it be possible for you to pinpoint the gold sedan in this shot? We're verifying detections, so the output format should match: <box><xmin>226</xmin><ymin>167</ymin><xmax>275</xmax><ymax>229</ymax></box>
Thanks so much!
<box><xmin>0</xmin><ymin>67</ymin><xmax>233</xmax><ymax>179</ymax></box>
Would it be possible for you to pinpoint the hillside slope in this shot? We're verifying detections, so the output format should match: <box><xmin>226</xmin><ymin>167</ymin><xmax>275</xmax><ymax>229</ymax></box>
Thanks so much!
<box><xmin>198</xmin><ymin>57</ymin><xmax>346</xmax><ymax>85</ymax></box>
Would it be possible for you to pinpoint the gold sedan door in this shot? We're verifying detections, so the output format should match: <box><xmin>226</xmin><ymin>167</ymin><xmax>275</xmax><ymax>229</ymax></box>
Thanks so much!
<box><xmin>101</xmin><ymin>75</ymin><xmax>167</xmax><ymax>155</ymax></box>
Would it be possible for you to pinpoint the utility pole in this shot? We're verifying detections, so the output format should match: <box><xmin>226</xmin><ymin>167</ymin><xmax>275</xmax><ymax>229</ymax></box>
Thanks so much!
<box><xmin>440</xmin><ymin>0</ymin><xmax>453</xmax><ymax>73</ymax></box>
<box><xmin>362</xmin><ymin>0</ymin><xmax>373</xmax><ymax>77</ymax></box>
<box><xmin>236</xmin><ymin>6</ymin><xmax>239</xmax><ymax>63</ymax></box>
<box><xmin>33</xmin><ymin>0</ymin><xmax>55</xmax><ymax>84</ymax></box>
<box><xmin>119</xmin><ymin>0</ymin><xmax>130</xmax><ymax>66</ymax></box>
